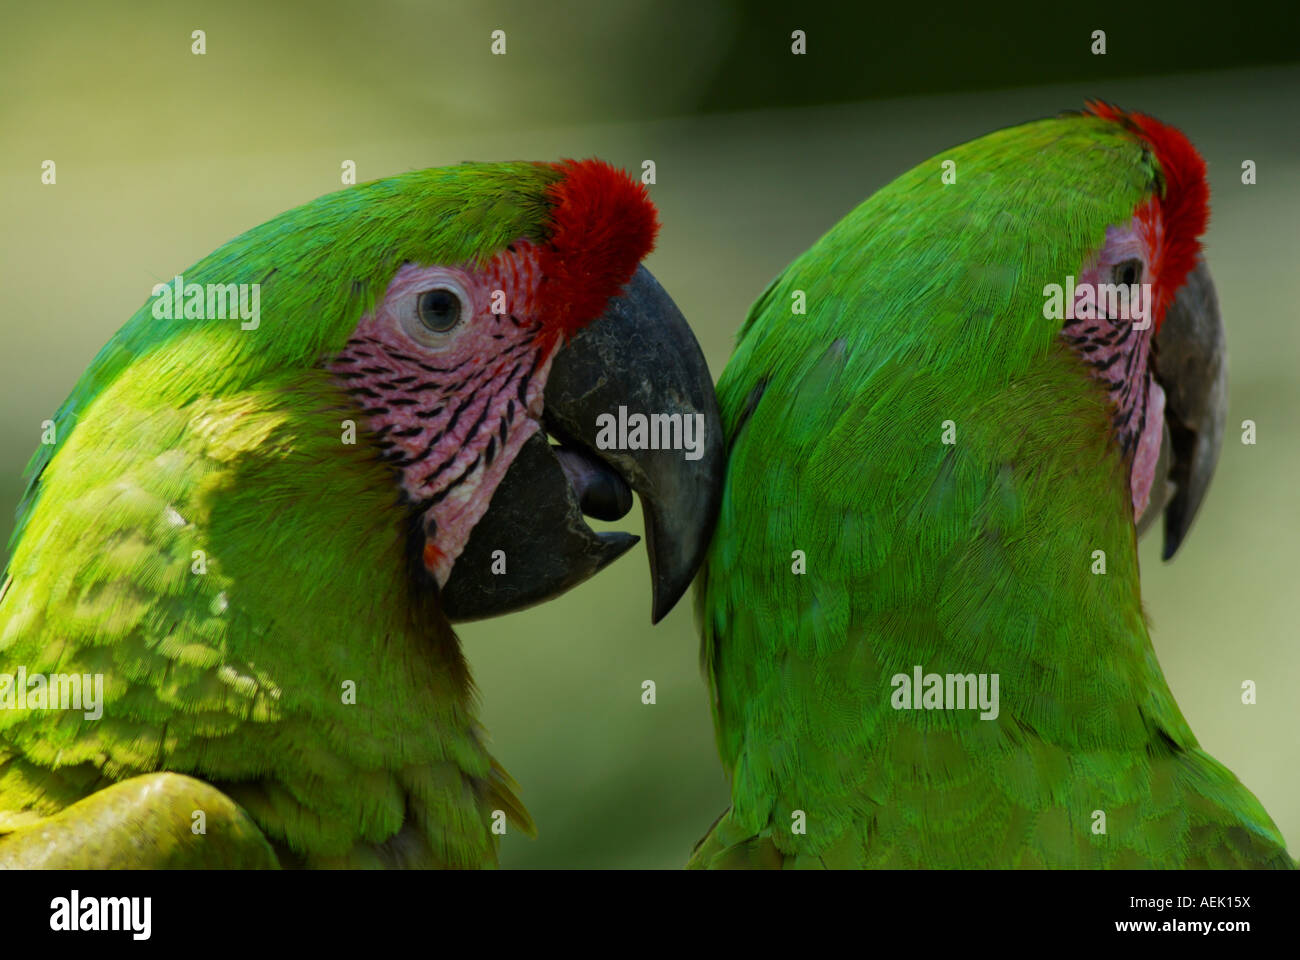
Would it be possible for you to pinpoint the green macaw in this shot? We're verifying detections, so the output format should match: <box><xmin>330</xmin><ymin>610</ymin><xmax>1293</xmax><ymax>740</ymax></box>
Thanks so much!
<box><xmin>0</xmin><ymin>159</ymin><xmax>723</xmax><ymax>868</ymax></box>
<box><xmin>691</xmin><ymin>103</ymin><xmax>1294</xmax><ymax>869</ymax></box>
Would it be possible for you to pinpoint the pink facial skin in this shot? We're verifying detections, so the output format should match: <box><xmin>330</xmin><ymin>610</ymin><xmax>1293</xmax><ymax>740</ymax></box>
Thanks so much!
<box><xmin>330</xmin><ymin>241</ymin><xmax>561</xmax><ymax>586</ymax></box>
<box><xmin>1062</xmin><ymin>217</ymin><xmax>1166</xmax><ymax>518</ymax></box>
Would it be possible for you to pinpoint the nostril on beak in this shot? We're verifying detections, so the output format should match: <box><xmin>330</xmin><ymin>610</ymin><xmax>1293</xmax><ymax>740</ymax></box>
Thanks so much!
<box><xmin>552</xmin><ymin>446</ymin><xmax>634</xmax><ymax>521</ymax></box>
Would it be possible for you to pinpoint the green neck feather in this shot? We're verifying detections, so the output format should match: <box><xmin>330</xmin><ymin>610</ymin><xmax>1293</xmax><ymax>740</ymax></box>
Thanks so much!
<box><xmin>1</xmin><ymin>362</ymin><xmax>524</xmax><ymax>866</ymax></box>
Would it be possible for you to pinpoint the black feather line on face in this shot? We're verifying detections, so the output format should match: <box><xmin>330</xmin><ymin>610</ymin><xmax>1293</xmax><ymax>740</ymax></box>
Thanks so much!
<box><xmin>1092</xmin><ymin>352</ymin><xmax>1123</xmax><ymax>371</ymax></box>
<box><xmin>461</xmin><ymin>394</ymin><xmax>493</xmax><ymax>452</ymax></box>
<box><xmin>428</xmin><ymin>387</ymin><xmax>479</xmax><ymax>452</ymax></box>
<box><xmin>516</xmin><ymin>349</ymin><xmax>544</xmax><ymax>406</ymax></box>
<box><xmin>396</xmin><ymin>430</ymin><xmax>446</xmax><ymax>468</ymax></box>
<box><xmin>426</xmin><ymin>453</ymin><xmax>481</xmax><ymax>504</ymax></box>
<box><xmin>420</xmin><ymin>455</ymin><xmax>456</xmax><ymax>488</ymax></box>
<box><xmin>413</xmin><ymin>356</ymin><xmax>471</xmax><ymax>375</ymax></box>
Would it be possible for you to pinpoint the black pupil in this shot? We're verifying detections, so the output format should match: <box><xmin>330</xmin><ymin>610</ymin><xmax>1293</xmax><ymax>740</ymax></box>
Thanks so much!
<box><xmin>419</xmin><ymin>289</ymin><xmax>459</xmax><ymax>330</ymax></box>
<box><xmin>1114</xmin><ymin>259</ymin><xmax>1141</xmax><ymax>286</ymax></box>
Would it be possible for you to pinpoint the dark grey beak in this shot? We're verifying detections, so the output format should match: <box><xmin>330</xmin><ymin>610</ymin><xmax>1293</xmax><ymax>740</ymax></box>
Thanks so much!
<box><xmin>1136</xmin><ymin>258</ymin><xmax>1227</xmax><ymax>559</ymax></box>
<box><xmin>440</xmin><ymin>266</ymin><xmax>724</xmax><ymax>623</ymax></box>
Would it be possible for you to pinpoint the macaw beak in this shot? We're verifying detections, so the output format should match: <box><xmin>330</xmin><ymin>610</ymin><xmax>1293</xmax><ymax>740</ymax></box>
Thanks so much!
<box><xmin>440</xmin><ymin>265</ymin><xmax>724</xmax><ymax>623</ymax></box>
<box><xmin>1136</xmin><ymin>258</ymin><xmax>1227</xmax><ymax>559</ymax></box>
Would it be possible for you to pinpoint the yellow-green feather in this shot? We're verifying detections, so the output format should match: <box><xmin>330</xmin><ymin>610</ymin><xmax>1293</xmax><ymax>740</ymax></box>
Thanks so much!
<box><xmin>1</xmin><ymin>163</ymin><xmax>557</xmax><ymax>866</ymax></box>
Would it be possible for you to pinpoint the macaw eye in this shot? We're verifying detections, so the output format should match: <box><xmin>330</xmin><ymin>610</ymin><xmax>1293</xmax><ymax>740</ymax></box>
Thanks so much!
<box><xmin>396</xmin><ymin>274</ymin><xmax>471</xmax><ymax>348</ymax></box>
<box><xmin>417</xmin><ymin>287</ymin><xmax>463</xmax><ymax>332</ymax></box>
<box><xmin>1112</xmin><ymin>258</ymin><xmax>1143</xmax><ymax>287</ymax></box>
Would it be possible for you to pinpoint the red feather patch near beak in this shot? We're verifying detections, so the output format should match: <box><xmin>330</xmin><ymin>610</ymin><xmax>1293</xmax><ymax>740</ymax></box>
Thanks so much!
<box><xmin>1084</xmin><ymin>100</ymin><xmax>1210</xmax><ymax>334</ymax></box>
<box><xmin>537</xmin><ymin>159</ymin><xmax>660</xmax><ymax>344</ymax></box>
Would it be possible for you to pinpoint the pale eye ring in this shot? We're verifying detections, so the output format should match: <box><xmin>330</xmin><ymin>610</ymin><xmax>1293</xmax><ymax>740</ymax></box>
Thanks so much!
<box><xmin>399</xmin><ymin>278</ymin><xmax>470</xmax><ymax>346</ymax></box>
<box><xmin>417</xmin><ymin>286</ymin><xmax>463</xmax><ymax>332</ymax></box>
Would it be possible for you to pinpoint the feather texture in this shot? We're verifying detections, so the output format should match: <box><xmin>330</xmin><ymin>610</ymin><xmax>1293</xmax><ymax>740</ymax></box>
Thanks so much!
<box><xmin>692</xmin><ymin>110</ymin><xmax>1291</xmax><ymax>869</ymax></box>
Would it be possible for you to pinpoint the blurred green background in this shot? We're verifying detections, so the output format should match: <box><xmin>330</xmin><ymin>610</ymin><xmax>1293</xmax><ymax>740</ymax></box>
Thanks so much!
<box><xmin>2</xmin><ymin>0</ymin><xmax>1297</xmax><ymax>866</ymax></box>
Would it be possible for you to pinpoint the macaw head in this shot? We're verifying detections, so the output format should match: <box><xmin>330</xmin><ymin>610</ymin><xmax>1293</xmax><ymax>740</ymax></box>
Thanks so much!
<box><xmin>13</xmin><ymin>159</ymin><xmax>724</xmax><ymax>633</ymax></box>
<box><xmin>321</xmin><ymin>159</ymin><xmax>725</xmax><ymax>621</ymax></box>
<box><xmin>1077</xmin><ymin>105</ymin><xmax>1225</xmax><ymax>558</ymax></box>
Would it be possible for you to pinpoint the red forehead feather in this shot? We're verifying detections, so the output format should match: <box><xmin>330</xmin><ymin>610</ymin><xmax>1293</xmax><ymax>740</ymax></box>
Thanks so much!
<box><xmin>536</xmin><ymin>159</ymin><xmax>659</xmax><ymax>341</ymax></box>
<box><xmin>1084</xmin><ymin>101</ymin><xmax>1209</xmax><ymax>331</ymax></box>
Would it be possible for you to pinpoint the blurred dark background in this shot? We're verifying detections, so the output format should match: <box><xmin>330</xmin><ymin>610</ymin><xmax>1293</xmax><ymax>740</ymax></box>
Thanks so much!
<box><xmin>698</xmin><ymin>3</ymin><xmax>1299</xmax><ymax>112</ymax></box>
